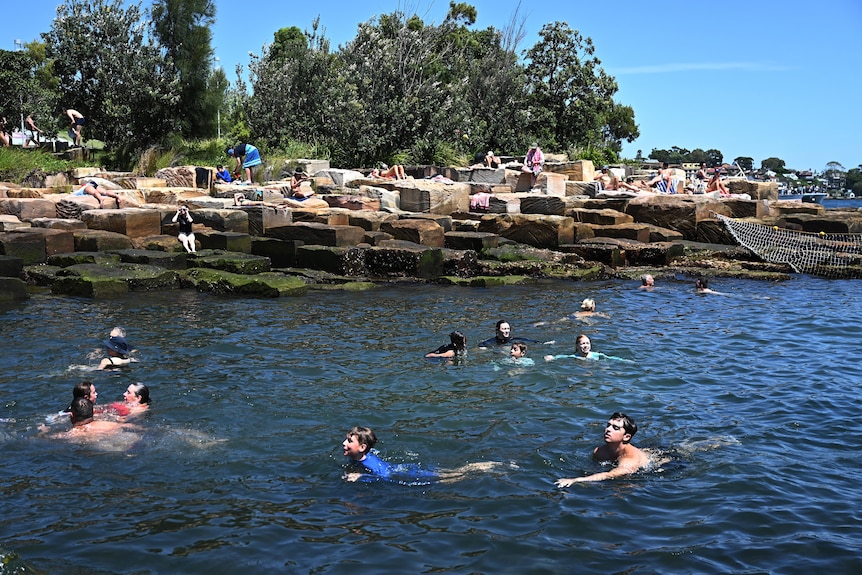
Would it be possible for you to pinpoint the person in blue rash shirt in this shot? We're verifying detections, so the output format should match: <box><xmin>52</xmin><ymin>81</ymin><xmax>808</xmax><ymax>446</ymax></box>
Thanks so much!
<box><xmin>342</xmin><ymin>426</ymin><xmax>505</xmax><ymax>484</ymax></box>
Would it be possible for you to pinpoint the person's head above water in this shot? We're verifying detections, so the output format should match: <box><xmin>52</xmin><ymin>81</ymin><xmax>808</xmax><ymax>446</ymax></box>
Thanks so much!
<box><xmin>73</xmin><ymin>381</ymin><xmax>97</xmax><ymax>403</ymax></box>
<box><xmin>696</xmin><ymin>277</ymin><xmax>708</xmax><ymax>290</ymax></box>
<box><xmin>606</xmin><ymin>412</ymin><xmax>638</xmax><ymax>442</ymax></box>
<box><xmin>70</xmin><ymin>397</ymin><xmax>94</xmax><ymax>425</ymax></box>
<box><xmin>449</xmin><ymin>330</ymin><xmax>467</xmax><ymax>349</ymax></box>
<box><xmin>580</xmin><ymin>298</ymin><xmax>596</xmax><ymax>312</ymax></box>
<box><xmin>495</xmin><ymin>320</ymin><xmax>511</xmax><ymax>340</ymax></box>
<box><xmin>510</xmin><ymin>342</ymin><xmax>528</xmax><ymax>358</ymax></box>
<box><xmin>641</xmin><ymin>274</ymin><xmax>654</xmax><ymax>287</ymax></box>
<box><xmin>343</xmin><ymin>426</ymin><xmax>377</xmax><ymax>460</ymax></box>
<box><xmin>576</xmin><ymin>334</ymin><xmax>592</xmax><ymax>356</ymax></box>
<box><xmin>124</xmin><ymin>383</ymin><xmax>150</xmax><ymax>405</ymax></box>
<box><xmin>104</xmin><ymin>336</ymin><xmax>131</xmax><ymax>358</ymax></box>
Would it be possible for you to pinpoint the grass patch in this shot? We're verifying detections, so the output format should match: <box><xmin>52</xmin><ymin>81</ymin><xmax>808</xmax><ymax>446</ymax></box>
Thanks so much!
<box><xmin>0</xmin><ymin>147</ymin><xmax>95</xmax><ymax>184</ymax></box>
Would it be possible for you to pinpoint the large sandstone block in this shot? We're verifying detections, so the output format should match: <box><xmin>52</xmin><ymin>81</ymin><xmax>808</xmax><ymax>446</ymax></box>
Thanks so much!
<box><xmin>344</xmin><ymin>210</ymin><xmax>398</xmax><ymax>231</ymax></box>
<box><xmin>0</xmin><ymin>229</ymin><xmax>75</xmax><ymax>264</ymax></box>
<box><xmin>154</xmin><ymin>166</ymin><xmax>200</xmax><ymax>188</ymax></box>
<box><xmin>545</xmin><ymin>160</ymin><xmax>595</xmax><ymax>182</ymax></box>
<box><xmin>566</xmin><ymin>207</ymin><xmax>634</xmax><ymax>225</ymax></box>
<box><xmin>116</xmin><ymin>176</ymin><xmax>167</xmax><ymax>189</ymax></box>
<box><xmin>380</xmin><ymin>219</ymin><xmax>445</xmax><ymax>247</ymax></box>
<box><xmin>28</xmin><ymin>217</ymin><xmax>87</xmax><ymax>231</ymax></box>
<box><xmin>195</xmin><ymin>231</ymin><xmax>252</xmax><ymax>253</ymax></box>
<box><xmin>265</xmin><ymin>222</ymin><xmax>366</xmax><ymax>247</ymax></box>
<box><xmin>504</xmin><ymin>170</ymin><xmax>568</xmax><ymax>195</ymax></box>
<box><xmin>455</xmin><ymin>167</ymin><xmax>506</xmax><ymax>184</ymax></box>
<box><xmin>477</xmin><ymin>214</ymin><xmax>574</xmax><ymax>249</ymax></box>
<box><xmin>74</xmin><ymin>229</ymin><xmax>135</xmax><ymax>252</ymax></box>
<box><xmin>624</xmin><ymin>195</ymin><xmax>698</xmax><ymax>240</ymax></box>
<box><xmin>444</xmin><ymin>231</ymin><xmax>499</xmax><ymax>251</ymax></box>
<box><xmin>397</xmin><ymin>213</ymin><xmax>452</xmax><ymax>232</ymax></box>
<box><xmin>366</xmin><ymin>243</ymin><xmax>444</xmax><ymax>279</ymax></box>
<box><xmin>323</xmin><ymin>195</ymin><xmax>381</xmax><ymax>211</ymax></box>
<box><xmin>185</xmin><ymin>209</ymin><xmax>249</xmax><ymax>233</ymax></box>
<box><xmin>354</xmin><ymin>185</ymin><xmax>400</xmax><ymax>210</ymax></box>
<box><xmin>566</xmin><ymin>180</ymin><xmax>599</xmax><ymax>197</ymax></box>
<box><xmin>0</xmin><ymin>255</ymin><xmax>24</xmax><ymax>277</ymax></box>
<box><xmin>112</xmin><ymin>249</ymin><xmax>189</xmax><ymax>270</ymax></box>
<box><xmin>0</xmin><ymin>277</ymin><xmax>29</xmax><ymax>301</ymax></box>
<box><xmin>81</xmin><ymin>208</ymin><xmax>162</xmax><ymax>238</ymax></box>
<box><xmin>236</xmin><ymin>205</ymin><xmax>292</xmax><ymax>236</ymax></box>
<box><xmin>727</xmin><ymin>179</ymin><xmax>778</xmax><ymax>201</ymax></box>
<box><xmin>0</xmin><ymin>198</ymin><xmax>57</xmax><ymax>220</ymax></box>
<box><xmin>296</xmin><ymin>245</ymin><xmax>368</xmax><ymax>276</ymax></box>
<box><xmin>397</xmin><ymin>181</ymin><xmax>470</xmax><ymax>215</ymax></box>
<box><xmin>586</xmin><ymin>223</ymin><xmax>651</xmax><ymax>243</ymax></box>
<box><xmin>520</xmin><ymin>195</ymin><xmax>567</xmax><ymax>216</ymax></box>
<box><xmin>0</xmin><ymin>215</ymin><xmax>31</xmax><ymax>231</ymax></box>
<box><xmin>141</xmin><ymin>187</ymin><xmax>202</xmax><ymax>205</ymax></box>
<box><xmin>251</xmin><ymin>237</ymin><xmax>303</xmax><ymax>268</ymax></box>
<box><xmin>313</xmin><ymin>168</ymin><xmax>364</xmax><ymax>187</ymax></box>
<box><xmin>187</xmin><ymin>250</ymin><xmax>267</xmax><ymax>273</ymax></box>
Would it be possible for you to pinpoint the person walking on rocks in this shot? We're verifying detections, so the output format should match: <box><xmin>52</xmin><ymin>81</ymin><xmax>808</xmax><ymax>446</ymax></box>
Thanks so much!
<box><xmin>65</xmin><ymin>109</ymin><xmax>85</xmax><ymax>146</ymax></box>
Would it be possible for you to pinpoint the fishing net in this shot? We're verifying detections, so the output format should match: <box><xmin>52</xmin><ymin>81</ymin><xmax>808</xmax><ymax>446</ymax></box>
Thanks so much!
<box><xmin>716</xmin><ymin>214</ymin><xmax>862</xmax><ymax>278</ymax></box>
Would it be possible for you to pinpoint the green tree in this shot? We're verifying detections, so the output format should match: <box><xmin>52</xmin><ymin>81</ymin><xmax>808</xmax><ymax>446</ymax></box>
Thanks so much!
<box><xmin>247</xmin><ymin>20</ymin><xmax>339</xmax><ymax>150</ymax></box>
<box><xmin>151</xmin><ymin>0</ymin><xmax>219</xmax><ymax>138</ymax></box>
<box><xmin>0</xmin><ymin>44</ymin><xmax>60</xmax><ymax>136</ymax></box>
<box><xmin>734</xmin><ymin>156</ymin><xmax>754</xmax><ymax>171</ymax></box>
<box><xmin>42</xmin><ymin>0</ymin><xmax>179</xmax><ymax>149</ymax></box>
<box><xmin>523</xmin><ymin>21</ymin><xmax>636</xmax><ymax>152</ymax></box>
<box><xmin>846</xmin><ymin>165</ymin><xmax>862</xmax><ymax>195</ymax></box>
<box><xmin>761</xmin><ymin>157</ymin><xmax>786</xmax><ymax>173</ymax></box>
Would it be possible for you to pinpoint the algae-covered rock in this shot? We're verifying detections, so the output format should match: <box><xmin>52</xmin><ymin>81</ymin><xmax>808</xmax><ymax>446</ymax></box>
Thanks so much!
<box><xmin>51</xmin><ymin>262</ymin><xmax>180</xmax><ymax>297</ymax></box>
<box><xmin>187</xmin><ymin>250</ymin><xmax>271</xmax><ymax>275</ymax></box>
<box><xmin>179</xmin><ymin>268</ymin><xmax>307</xmax><ymax>297</ymax></box>
<box><xmin>47</xmin><ymin>252</ymin><xmax>122</xmax><ymax>267</ymax></box>
<box><xmin>0</xmin><ymin>277</ymin><xmax>30</xmax><ymax>301</ymax></box>
<box><xmin>111</xmin><ymin>249</ymin><xmax>188</xmax><ymax>270</ymax></box>
<box><xmin>438</xmin><ymin>275</ymin><xmax>531</xmax><ymax>287</ymax></box>
<box><xmin>312</xmin><ymin>281</ymin><xmax>378</xmax><ymax>291</ymax></box>
<box><xmin>23</xmin><ymin>264</ymin><xmax>63</xmax><ymax>286</ymax></box>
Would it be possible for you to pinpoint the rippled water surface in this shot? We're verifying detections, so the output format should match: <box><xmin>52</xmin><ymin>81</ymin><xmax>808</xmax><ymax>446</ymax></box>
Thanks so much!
<box><xmin>1</xmin><ymin>275</ymin><xmax>861</xmax><ymax>574</ymax></box>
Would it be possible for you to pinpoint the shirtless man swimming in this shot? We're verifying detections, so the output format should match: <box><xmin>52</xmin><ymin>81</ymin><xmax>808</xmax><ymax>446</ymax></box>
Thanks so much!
<box><xmin>556</xmin><ymin>412</ymin><xmax>649</xmax><ymax>486</ymax></box>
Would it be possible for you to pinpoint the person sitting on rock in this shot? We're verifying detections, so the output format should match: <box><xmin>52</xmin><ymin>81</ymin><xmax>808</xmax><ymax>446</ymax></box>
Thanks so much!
<box><xmin>215</xmin><ymin>164</ymin><xmax>232</xmax><ymax>183</ymax></box>
<box><xmin>289</xmin><ymin>169</ymin><xmax>314</xmax><ymax>199</ymax></box>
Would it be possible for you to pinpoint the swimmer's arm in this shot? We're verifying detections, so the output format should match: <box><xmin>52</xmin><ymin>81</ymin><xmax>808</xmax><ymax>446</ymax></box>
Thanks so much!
<box><xmin>544</xmin><ymin>354</ymin><xmax>578</xmax><ymax>361</ymax></box>
<box><xmin>425</xmin><ymin>350</ymin><xmax>454</xmax><ymax>358</ymax></box>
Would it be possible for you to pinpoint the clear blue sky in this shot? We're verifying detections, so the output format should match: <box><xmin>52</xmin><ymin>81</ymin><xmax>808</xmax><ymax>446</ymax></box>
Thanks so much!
<box><xmin>6</xmin><ymin>0</ymin><xmax>861</xmax><ymax>172</ymax></box>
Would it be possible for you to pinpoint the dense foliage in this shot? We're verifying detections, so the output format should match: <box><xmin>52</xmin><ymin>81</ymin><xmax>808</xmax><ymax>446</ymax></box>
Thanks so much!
<box><xmin>41</xmin><ymin>0</ymin><xmax>179</xmax><ymax>150</ymax></box>
<box><xmin>649</xmin><ymin>146</ymin><xmax>724</xmax><ymax>166</ymax></box>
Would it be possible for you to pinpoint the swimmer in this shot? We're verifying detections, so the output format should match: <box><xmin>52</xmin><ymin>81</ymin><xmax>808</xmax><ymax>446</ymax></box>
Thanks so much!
<box><xmin>342</xmin><ymin>426</ymin><xmax>505</xmax><ymax>484</ymax></box>
<box><xmin>639</xmin><ymin>274</ymin><xmax>655</xmax><ymax>290</ymax></box>
<box><xmin>45</xmin><ymin>397</ymin><xmax>142</xmax><ymax>442</ymax></box>
<box><xmin>107</xmin><ymin>383</ymin><xmax>150</xmax><ymax>418</ymax></box>
<box><xmin>573</xmin><ymin>298</ymin><xmax>609</xmax><ymax>319</ymax></box>
<box><xmin>98</xmin><ymin>334</ymin><xmax>135</xmax><ymax>370</ymax></box>
<box><xmin>556</xmin><ymin>412</ymin><xmax>650</xmax><ymax>486</ymax></box>
<box><xmin>545</xmin><ymin>334</ymin><xmax>632</xmax><ymax>362</ymax></box>
<box><xmin>63</xmin><ymin>381</ymin><xmax>99</xmax><ymax>413</ymax></box>
<box><xmin>507</xmin><ymin>342</ymin><xmax>535</xmax><ymax>366</ymax></box>
<box><xmin>695</xmin><ymin>277</ymin><xmax>718</xmax><ymax>294</ymax></box>
<box><xmin>478</xmin><ymin>320</ymin><xmax>552</xmax><ymax>348</ymax></box>
<box><xmin>426</xmin><ymin>330</ymin><xmax>467</xmax><ymax>359</ymax></box>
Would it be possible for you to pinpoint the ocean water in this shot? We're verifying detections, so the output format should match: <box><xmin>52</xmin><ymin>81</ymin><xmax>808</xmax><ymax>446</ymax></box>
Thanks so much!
<box><xmin>1</xmin><ymin>276</ymin><xmax>860</xmax><ymax>574</ymax></box>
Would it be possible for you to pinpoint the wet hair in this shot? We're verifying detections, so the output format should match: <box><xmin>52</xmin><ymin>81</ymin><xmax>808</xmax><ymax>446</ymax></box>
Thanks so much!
<box><xmin>70</xmin><ymin>397</ymin><xmax>94</xmax><ymax>423</ymax></box>
<box><xmin>495</xmin><ymin>319</ymin><xmax>510</xmax><ymax>332</ymax></box>
<box><xmin>641</xmin><ymin>274</ymin><xmax>654</xmax><ymax>286</ymax></box>
<box><xmin>449</xmin><ymin>330</ymin><xmax>467</xmax><ymax>350</ymax></box>
<box><xmin>73</xmin><ymin>381</ymin><xmax>94</xmax><ymax>399</ymax></box>
<box><xmin>347</xmin><ymin>426</ymin><xmax>377</xmax><ymax>451</ymax></box>
<box><xmin>610</xmin><ymin>412</ymin><xmax>638</xmax><ymax>437</ymax></box>
<box><xmin>575</xmin><ymin>334</ymin><xmax>591</xmax><ymax>353</ymax></box>
<box><xmin>580</xmin><ymin>298</ymin><xmax>595</xmax><ymax>311</ymax></box>
<box><xmin>128</xmin><ymin>383</ymin><xmax>150</xmax><ymax>405</ymax></box>
<box><xmin>696</xmin><ymin>277</ymin><xmax>708</xmax><ymax>289</ymax></box>
<box><xmin>511</xmin><ymin>342</ymin><xmax>528</xmax><ymax>355</ymax></box>
<box><xmin>109</xmin><ymin>326</ymin><xmax>126</xmax><ymax>338</ymax></box>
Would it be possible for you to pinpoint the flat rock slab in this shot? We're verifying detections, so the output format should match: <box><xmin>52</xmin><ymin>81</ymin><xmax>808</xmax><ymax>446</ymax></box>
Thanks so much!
<box><xmin>380</xmin><ymin>219</ymin><xmax>445</xmax><ymax>247</ymax></box>
<box><xmin>251</xmin><ymin>237</ymin><xmax>303</xmax><ymax>268</ymax></box>
<box><xmin>0</xmin><ymin>228</ymin><xmax>75</xmax><ymax>264</ymax></box>
<box><xmin>195</xmin><ymin>231</ymin><xmax>252</xmax><ymax>253</ymax></box>
<box><xmin>477</xmin><ymin>214</ymin><xmax>574</xmax><ymax>249</ymax></box>
<box><xmin>51</xmin><ymin>262</ymin><xmax>180</xmax><ymax>297</ymax></box>
<box><xmin>566</xmin><ymin>207</ymin><xmax>634</xmax><ymax>225</ymax></box>
<box><xmin>0</xmin><ymin>255</ymin><xmax>24</xmax><ymax>278</ymax></box>
<box><xmin>187</xmin><ymin>250</ymin><xmax>270</xmax><ymax>275</ymax></box>
<box><xmin>444</xmin><ymin>231</ymin><xmax>499</xmax><ymax>251</ymax></box>
<box><xmin>397</xmin><ymin>180</ymin><xmax>470</xmax><ymax>215</ymax></box>
<box><xmin>296</xmin><ymin>245</ymin><xmax>369</xmax><ymax>276</ymax></box>
<box><xmin>48</xmin><ymin>252</ymin><xmax>123</xmax><ymax>267</ymax></box>
<box><xmin>179</xmin><ymin>268</ymin><xmax>307</xmax><ymax>298</ymax></box>
<box><xmin>265</xmin><ymin>222</ymin><xmax>366</xmax><ymax>247</ymax></box>
<box><xmin>0</xmin><ymin>198</ymin><xmax>57</xmax><ymax>220</ymax></box>
<box><xmin>0</xmin><ymin>277</ymin><xmax>29</xmax><ymax>301</ymax></box>
<box><xmin>81</xmin><ymin>208</ymin><xmax>162</xmax><ymax>238</ymax></box>
<box><xmin>73</xmin><ymin>229</ymin><xmax>136</xmax><ymax>252</ymax></box>
<box><xmin>110</xmin><ymin>249</ymin><xmax>189</xmax><ymax>270</ymax></box>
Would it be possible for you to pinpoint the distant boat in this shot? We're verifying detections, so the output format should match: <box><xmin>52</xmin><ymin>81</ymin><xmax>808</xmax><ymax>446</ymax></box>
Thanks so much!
<box><xmin>778</xmin><ymin>190</ymin><xmax>828</xmax><ymax>204</ymax></box>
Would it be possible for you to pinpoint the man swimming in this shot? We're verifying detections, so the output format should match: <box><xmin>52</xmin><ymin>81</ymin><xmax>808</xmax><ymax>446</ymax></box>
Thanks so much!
<box><xmin>555</xmin><ymin>412</ymin><xmax>649</xmax><ymax>486</ymax></box>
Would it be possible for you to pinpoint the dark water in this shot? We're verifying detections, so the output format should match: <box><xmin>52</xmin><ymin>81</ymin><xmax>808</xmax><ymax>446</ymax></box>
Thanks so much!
<box><xmin>823</xmin><ymin>198</ymin><xmax>862</xmax><ymax>210</ymax></box>
<box><xmin>1</xmin><ymin>276</ymin><xmax>861</xmax><ymax>574</ymax></box>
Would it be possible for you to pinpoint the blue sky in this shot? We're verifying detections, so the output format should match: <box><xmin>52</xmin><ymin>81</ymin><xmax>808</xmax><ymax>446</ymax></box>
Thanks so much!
<box><xmin>6</xmin><ymin>0</ymin><xmax>861</xmax><ymax>172</ymax></box>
